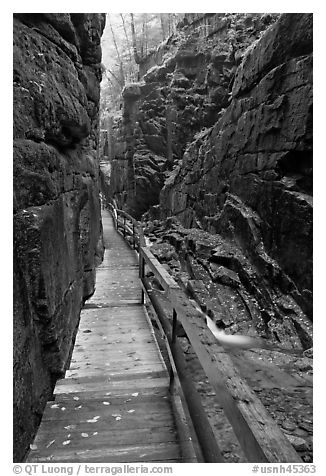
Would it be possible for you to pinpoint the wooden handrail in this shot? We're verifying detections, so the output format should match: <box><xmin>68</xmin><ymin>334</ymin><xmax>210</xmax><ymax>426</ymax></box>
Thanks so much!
<box><xmin>144</xmin><ymin>283</ymin><xmax>223</xmax><ymax>462</ymax></box>
<box><xmin>103</xmin><ymin>200</ymin><xmax>302</xmax><ymax>463</ymax></box>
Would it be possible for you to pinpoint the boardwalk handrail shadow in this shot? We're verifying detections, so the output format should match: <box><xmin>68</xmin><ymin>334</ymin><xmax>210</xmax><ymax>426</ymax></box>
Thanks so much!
<box><xmin>106</xmin><ymin>198</ymin><xmax>302</xmax><ymax>464</ymax></box>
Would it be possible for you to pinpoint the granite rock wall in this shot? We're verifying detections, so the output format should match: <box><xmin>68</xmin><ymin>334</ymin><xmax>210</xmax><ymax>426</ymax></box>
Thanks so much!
<box><xmin>13</xmin><ymin>13</ymin><xmax>105</xmax><ymax>461</ymax></box>
<box><xmin>160</xmin><ymin>13</ymin><xmax>313</xmax><ymax>319</ymax></box>
<box><xmin>103</xmin><ymin>13</ymin><xmax>279</xmax><ymax>218</ymax></box>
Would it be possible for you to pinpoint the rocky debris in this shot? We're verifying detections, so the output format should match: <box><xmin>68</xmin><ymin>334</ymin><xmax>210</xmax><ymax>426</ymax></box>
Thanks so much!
<box><xmin>13</xmin><ymin>14</ymin><xmax>105</xmax><ymax>461</ymax></box>
<box><xmin>285</xmin><ymin>435</ymin><xmax>310</xmax><ymax>453</ymax></box>
<box><xmin>142</xmin><ymin>217</ymin><xmax>312</xmax><ymax>348</ymax></box>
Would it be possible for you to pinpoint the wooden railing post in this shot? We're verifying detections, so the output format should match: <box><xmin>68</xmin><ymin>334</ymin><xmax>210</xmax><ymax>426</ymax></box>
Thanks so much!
<box><xmin>139</xmin><ymin>253</ymin><xmax>145</xmax><ymax>305</ymax></box>
<box><xmin>172</xmin><ymin>308</ymin><xmax>177</xmax><ymax>345</ymax></box>
<box><xmin>169</xmin><ymin>308</ymin><xmax>178</xmax><ymax>387</ymax></box>
<box><xmin>132</xmin><ymin>223</ymin><xmax>135</xmax><ymax>249</ymax></box>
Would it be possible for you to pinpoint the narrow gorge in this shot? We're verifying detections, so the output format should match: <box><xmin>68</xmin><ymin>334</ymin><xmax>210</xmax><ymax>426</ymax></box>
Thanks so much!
<box><xmin>13</xmin><ymin>13</ymin><xmax>313</xmax><ymax>464</ymax></box>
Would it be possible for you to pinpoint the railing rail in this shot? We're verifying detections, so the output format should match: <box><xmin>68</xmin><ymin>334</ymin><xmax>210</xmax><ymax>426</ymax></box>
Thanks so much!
<box><xmin>104</xmin><ymin>198</ymin><xmax>302</xmax><ymax>464</ymax></box>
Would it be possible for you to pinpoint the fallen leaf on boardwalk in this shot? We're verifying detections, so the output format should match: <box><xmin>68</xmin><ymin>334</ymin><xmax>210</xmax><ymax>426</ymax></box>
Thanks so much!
<box><xmin>46</xmin><ymin>440</ymin><xmax>55</xmax><ymax>448</ymax></box>
<box><xmin>131</xmin><ymin>393</ymin><xmax>139</xmax><ymax>397</ymax></box>
<box><xmin>73</xmin><ymin>396</ymin><xmax>80</xmax><ymax>401</ymax></box>
<box><xmin>50</xmin><ymin>404</ymin><xmax>59</xmax><ymax>409</ymax></box>
<box><xmin>30</xmin><ymin>444</ymin><xmax>37</xmax><ymax>451</ymax></box>
<box><xmin>127</xmin><ymin>409</ymin><xmax>135</xmax><ymax>413</ymax></box>
<box><xmin>103</xmin><ymin>401</ymin><xmax>111</xmax><ymax>405</ymax></box>
<box><xmin>81</xmin><ymin>433</ymin><xmax>89</xmax><ymax>438</ymax></box>
<box><xmin>62</xmin><ymin>440</ymin><xmax>71</xmax><ymax>446</ymax></box>
<box><xmin>86</xmin><ymin>416</ymin><xmax>100</xmax><ymax>423</ymax></box>
<box><xmin>112</xmin><ymin>414</ymin><xmax>121</xmax><ymax>418</ymax></box>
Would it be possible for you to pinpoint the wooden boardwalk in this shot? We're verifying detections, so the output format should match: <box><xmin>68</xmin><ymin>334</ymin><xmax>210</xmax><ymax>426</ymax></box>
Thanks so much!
<box><xmin>27</xmin><ymin>210</ymin><xmax>195</xmax><ymax>463</ymax></box>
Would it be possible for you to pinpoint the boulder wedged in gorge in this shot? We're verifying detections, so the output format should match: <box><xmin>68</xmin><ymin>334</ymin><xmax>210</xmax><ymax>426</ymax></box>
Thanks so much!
<box><xmin>160</xmin><ymin>13</ymin><xmax>312</xmax><ymax>326</ymax></box>
<box><xmin>13</xmin><ymin>13</ymin><xmax>105</xmax><ymax>461</ymax></box>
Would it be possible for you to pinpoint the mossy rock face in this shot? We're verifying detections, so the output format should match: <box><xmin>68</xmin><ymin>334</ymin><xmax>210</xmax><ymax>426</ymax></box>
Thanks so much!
<box><xmin>13</xmin><ymin>14</ymin><xmax>105</xmax><ymax>461</ymax></box>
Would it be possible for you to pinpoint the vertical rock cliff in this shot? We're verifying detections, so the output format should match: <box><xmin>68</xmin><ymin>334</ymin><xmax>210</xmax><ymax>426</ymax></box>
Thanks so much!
<box><xmin>160</xmin><ymin>13</ymin><xmax>313</xmax><ymax>320</ymax></box>
<box><xmin>102</xmin><ymin>14</ymin><xmax>280</xmax><ymax>218</ymax></box>
<box><xmin>103</xmin><ymin>13</ymin><xmax>312</xmax><ymax>353</ymax></box>
<box><xmin>13</xmin><ymin>13</ymin><xmax>105</xmax><ymax>461</ymax></box>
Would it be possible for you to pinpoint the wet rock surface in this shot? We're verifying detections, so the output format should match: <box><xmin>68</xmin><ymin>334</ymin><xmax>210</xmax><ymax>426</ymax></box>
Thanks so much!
<box><xmin>13</xmin><ymin>14</ymin><xmax>105</xmax><ymax>461</ymax></box>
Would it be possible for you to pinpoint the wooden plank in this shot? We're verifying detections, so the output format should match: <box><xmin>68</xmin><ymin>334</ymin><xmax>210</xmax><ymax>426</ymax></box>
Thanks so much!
<box><xmin>35</xmin><ymin>410</ymin><xmax>176</xmax><ymax>432</ymax></box>
<box><xmin>58</xmin><ymin>370</ymin><xmax>168</xmax><ymax>386</ymax></box>
<box><xmin>80</xmin><ymin>306</ymin><xmax>147</xmax><ymax>317</ymax></box>
<box><xmin>28</xmin><ymin>441</ymin><xmax>181</xmax><ymax>463</ymax></box>
<box><xmin>67</xmin><ymin>364</ymin><xmax>165</xmax><ymax>375</ymax></box>
<box><xmin>64</xmin><ymin>366</ymin><xmax>166</xmax><ymax>379</ymax></box>
<box><xmin>72</xmin><ymin>345</ymin><xmax>162</xmax><ymax>356</ymax></box>
<box><xmin>56</xmin><ymin>387</ymin><xmax>170</xmax><ymax>402</ymax></box>
<box><xmin>78</xmin><ymin>322</ymin><xmax>151</xmax><ymax>331</ymax></box>
<box><xmin>69</xmin><ymin>358</ymin><xmax>166</xmax><ymax>369</ymax></box>
<box><xmin>52</xmin><ymin>392</ymin><xmax>170</xmax><ymax>406</ymax></box>
<box><xmin>70</xmin><ymin>348</ymin><xmax>163</xmax><ymax>360</ymax></box>
<box><xmin>42</xmin><ymin>401</ymin><xmax>173</xmax><ymax>422</ymax></box>
<box><xmin>74</xmin><ymin>341</ymin><xmax>157</xmax><ymax>351</ymax></box>
<box><xmin>54</xmin><ymin>377</ymin><xmax>170</xmax><ymax>394</ymax></box>
<box><xmin>74</xmin><ymin>334</ymin><xmax>158</xmax><ymax>344</ymax></box>
<box><xmin>32</xmin><ymin>426</ymin><xmax>178</xmax><ymax>452</ymax></box>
